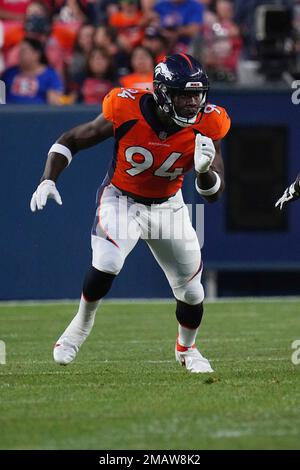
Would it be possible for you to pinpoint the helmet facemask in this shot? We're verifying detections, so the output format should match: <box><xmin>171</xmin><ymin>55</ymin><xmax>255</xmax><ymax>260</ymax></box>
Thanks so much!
<box><xmin>170</xmin><ymin>88</ymin><xmax>208</xmax><ymax>127</ymax></box>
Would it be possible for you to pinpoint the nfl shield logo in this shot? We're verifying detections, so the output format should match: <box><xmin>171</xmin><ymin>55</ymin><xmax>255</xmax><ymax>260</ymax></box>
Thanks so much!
<box><xmin>159</xmin><ymin>131</ymin><xmax>168</xmax><ymax>140</ymax></box>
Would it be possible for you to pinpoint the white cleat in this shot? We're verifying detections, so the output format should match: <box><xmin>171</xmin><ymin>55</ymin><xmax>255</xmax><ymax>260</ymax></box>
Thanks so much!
<box><xmin>53</xmin><ymin>337</ymin><xmax>80</xmax><ymax>365</ymax></box>
<box><xmin>175</xmin><ymin>342</ymin><xmax>214</xmax><ymax>373</ymax></box>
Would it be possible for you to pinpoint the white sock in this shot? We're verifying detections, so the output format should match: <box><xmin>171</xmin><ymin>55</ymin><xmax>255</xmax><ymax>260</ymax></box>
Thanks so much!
<box><xmin>178</xmin><ymin>324</ymin><xmax>198</xmax><ymax>348</ymax></box>
<box><xmin>60</xmin><ymin>296</ymin><xmax>101</xmax><ymax>343</ymax></box>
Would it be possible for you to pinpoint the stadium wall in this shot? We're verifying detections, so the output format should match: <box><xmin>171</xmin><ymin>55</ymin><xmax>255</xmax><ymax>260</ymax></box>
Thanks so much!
<box><xmin>1</xmin><ymin>89</ymin><xmax>299</xmax><ymax>300</ymax></box>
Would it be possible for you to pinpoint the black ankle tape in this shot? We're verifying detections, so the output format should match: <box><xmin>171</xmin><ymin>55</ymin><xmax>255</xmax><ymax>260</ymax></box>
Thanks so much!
<box><xmin>176</xmin><ymin>300</ymin><xmax>203</xmax><ymax>329</ymax></box>
<box><xmin>82</xmin><ymin>266</ymin><xmax>116</xmax><ymax>302</ymax></box>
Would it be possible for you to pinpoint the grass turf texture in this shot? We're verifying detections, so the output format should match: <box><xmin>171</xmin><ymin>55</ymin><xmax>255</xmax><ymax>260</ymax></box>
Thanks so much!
<box><xmin>0</xmin><ymin>300</ymin><xmax>300</xmax><ymax>450</ymax></box>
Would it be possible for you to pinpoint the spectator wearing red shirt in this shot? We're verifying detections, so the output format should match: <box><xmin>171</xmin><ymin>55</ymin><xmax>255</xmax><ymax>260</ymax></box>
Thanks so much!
<box><xmin>81</xmin><ymin>47</ymin><xmax>115</xmax><ymax>104</ymax></box>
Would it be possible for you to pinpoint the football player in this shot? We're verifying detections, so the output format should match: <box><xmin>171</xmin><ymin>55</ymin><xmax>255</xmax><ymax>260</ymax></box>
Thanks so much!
<box><xmin>30</xmin><ymin>53</ymin><xmax>231</xmax><ymax>373</ymax></box>
<box><xmin>275</xmin><ymin>173</ymin><xmax>300</xmax><ymax>210</ymax></box>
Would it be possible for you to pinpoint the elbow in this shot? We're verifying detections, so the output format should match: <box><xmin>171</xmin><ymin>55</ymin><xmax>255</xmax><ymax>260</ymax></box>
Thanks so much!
<box><xmin>57</xmin><ymin>131</ymin><xmax>76</xmax><ymax>154</ymax></box>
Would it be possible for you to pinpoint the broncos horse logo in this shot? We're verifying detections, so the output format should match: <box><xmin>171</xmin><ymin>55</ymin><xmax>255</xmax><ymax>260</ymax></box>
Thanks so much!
<box><xmin>154</xmin><ymin>63</ymin><xmax>174</xmax><ymax>81</ymax></box>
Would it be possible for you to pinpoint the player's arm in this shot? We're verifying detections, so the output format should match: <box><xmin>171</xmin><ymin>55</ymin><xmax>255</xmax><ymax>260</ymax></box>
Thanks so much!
<box><xmin>194</xmin><ymin>137</ymin><xmax>225</xmax><ymax>203</ymax></box>
<box><xmin>275</xmin><ymin>173</ymin><xmax>300</xmax><ymax>210</ymax></box>
<box><xmin>42</xmin><ymin>114</ymin><xmax>113</xmax><ymax>182</ymax></box>
<box><xmin>30</xmin><ymin>114</ymin><xmax>113</xmax><ymax>212</ymax></box>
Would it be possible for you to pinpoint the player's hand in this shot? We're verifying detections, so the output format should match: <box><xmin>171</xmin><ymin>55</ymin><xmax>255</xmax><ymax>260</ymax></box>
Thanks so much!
<box><xmin>30</xmin><ymin>179</ymin><xmax>62</xmax><ymax>212</ymax></box>
<box><xmin>194</xmin><ymin>134</ymin><xmax>216</xmax><ymax>173</ymax></box>
<box><xmin>275</xmin><ymin>176</ymin><xmax>300</xmax><ymax>210</ymax></box>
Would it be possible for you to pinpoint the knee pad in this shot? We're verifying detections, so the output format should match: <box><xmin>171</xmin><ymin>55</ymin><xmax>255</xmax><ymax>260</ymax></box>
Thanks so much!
<box><xmin>83</xmin><ymin>266</ymin><xmax>116</xmax><ymax>302</ymax></box>
<box><xmin>176</xmin><ymin>300</ymin><xmax>203</xmax><ymax>329</ymax></box>
<box><xmin>172</xmin><ymin>273</ymin><xmax>204</xmax><ymax>305</ymax></box>
<box><xmin>92</xmin><ymin>236</ymin><xmax>124</xmax><ymax>275</ymax></box>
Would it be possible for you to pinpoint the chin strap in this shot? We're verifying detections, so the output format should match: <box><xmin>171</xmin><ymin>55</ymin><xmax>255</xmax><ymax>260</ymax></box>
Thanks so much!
<box><xmin>171</xmin><ymin>108</ymin><xmax>202</xmax><ymax>128</ymax></box>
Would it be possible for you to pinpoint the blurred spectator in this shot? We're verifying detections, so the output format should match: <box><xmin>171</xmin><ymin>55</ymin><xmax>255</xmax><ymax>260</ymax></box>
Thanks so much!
<box><xmin>3</xmin><ymin>0</ymin><xmax>296</xmax><ymax>103</ymax></box>
<box><xmin>25</xmin><ymin>1</ymin><xmax>52</xmax><ymax>35</ymax></box>
<box><xmin>142</xmin><ymin>25</ymin><xmax>169</xmax><ymax>63</ymax></box>
<box><xmin>3</xmin><ymin>1</ymin><xmax>52</xmax><ymax>68</ymax></box>
<box><xmin>0</xmin><ymin>1</ymin><xmax>72</xmax><ymax>77</ymax></box>
<box><xmin>199</xmin><ymin>0</ymin><xmax>213</xmax><ymax>5</ymax></box>
<box><xmin>200</xmin><ymin>0</ymin><xmax>242</xmax><ymax>82</ymax></box>
<box><xmin>54</xmin><ymin>0</ymin><xmax>89</xmax><ymax>23</ymax></box>
<box><xmin>0</xmin><ymin>0</ymin><xmax>31</xmax><ymax>22</ymax></box>
<box><xmin>67</xmin><ymin>22</ymin><xmax>95</xmax><ymax>86</ymax></box>
<box><xmin>94</xmin><ymin>24</ymin><xmax>131</xmax><ymax>77</ymax></box>
<box><xmin>154</xmin><ymin>0</ymin><xmax>204</xmax><ymax>53</ymax></box>
<box><xmin>140</xmin><ymin>0</ymin><xmax>155</xmax><ymax>14</ymax></box>
<box><xmin>48</xmin><ymin>0</ymin><xmax>95</xmax><ymax>66</ymax></box>
<box><xmin>109</xmin><ymin>0</ymin><xmax>145</xmax><ymax>53</ymax></box>
<box><xmin>1</xmin><ymin>37</ymin><xmax>63</xmax><ymax>103</ymax></box>
<box><xmin>0</xmin><ymin>1</ymin><xmax>80</xmax><ymax>77</ymax></box>
<box><xmin>94</xmin><ymin>25</ymin><xmax>119</xmax><ymax>56</ymax></box>
<box><xmin>81</xmin><ymin>47</ymin><xmax>115</xmax><ymax>104</ymax></box>
<box><xmin>1</xmin><ymin>1</ymin><xmax>46</xmax><ymax>71</ymax></box>
<box><xmin>92</xmin><ymin>0</ymin><xmax>118</xmax><ymax>25</ymax></box>
<box><xmin>119</xmin><ymin>45</ymin><xmax>154</xmax><ymax>90</ymax></box>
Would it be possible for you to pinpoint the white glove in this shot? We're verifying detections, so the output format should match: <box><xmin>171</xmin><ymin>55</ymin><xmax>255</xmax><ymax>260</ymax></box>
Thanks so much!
<box><xmin>194</xmin><ymin>134</ymin><xmax>216</xmax><ymax>173</ymax></box>
<box><xmin>275</xmin><ymin>182</ymin><xmax>300</xmax><ymax>210</ymax></box>
<box><xmin>30</xmin><ymin>179</ymin><xmax>62</xmax><ymax>212</ymax></box>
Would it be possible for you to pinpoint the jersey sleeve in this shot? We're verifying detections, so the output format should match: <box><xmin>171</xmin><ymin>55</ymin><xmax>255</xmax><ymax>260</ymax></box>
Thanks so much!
<box><xmin>203</xmin><ymin>105</ymin><xmax>231</xmax><ymax>140</ymax></box>
<box><xmin>102</xmin><ymin>87</ymin><xmax>140</xmax><ymax>129</ymax></box>
<box><xmin>102</xmin><ymin>87</ymin><xmax>145</xmax><ymax>130</ymax></box>
<box><xmin>102</xmin><ymin>88</ymin><xmax>117</xmax><ymax>125</ymax></box>
<box><xmin>218</xmin><ymin>107</ymin><xmax>231</xmax><ymax>139</ymax></box>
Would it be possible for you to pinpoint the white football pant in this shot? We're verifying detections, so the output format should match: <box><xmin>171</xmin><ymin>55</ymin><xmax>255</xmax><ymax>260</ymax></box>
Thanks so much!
<box><xmin>91</xmin><ymin>184</ymin><xmax>204</xmax><ymax>304</ymax></box>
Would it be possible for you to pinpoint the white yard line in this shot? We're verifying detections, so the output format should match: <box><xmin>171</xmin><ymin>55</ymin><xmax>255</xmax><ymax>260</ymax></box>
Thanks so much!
<box><xmin>0</xmin><ymin>357</ymin><xmax>288</xmax><ymax>369</ymax></box>
<box><xmin>1</xmin><ymin>296</ymin><xmax>300</xmax><ymax>307</ymax></box>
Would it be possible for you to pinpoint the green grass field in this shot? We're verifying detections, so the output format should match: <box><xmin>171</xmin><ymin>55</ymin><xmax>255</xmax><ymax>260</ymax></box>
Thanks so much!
<box><xmin>0</xmin><ymin>299</ymin><xmax>300</xmax><ymax>450</ymax></box>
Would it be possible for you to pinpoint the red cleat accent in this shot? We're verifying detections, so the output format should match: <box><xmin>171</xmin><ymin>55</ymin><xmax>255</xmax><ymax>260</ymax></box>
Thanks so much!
<box><xmin>176</xmin><ymin>340</ymin><xmax>196</xmax><ymax>352</ymax></box>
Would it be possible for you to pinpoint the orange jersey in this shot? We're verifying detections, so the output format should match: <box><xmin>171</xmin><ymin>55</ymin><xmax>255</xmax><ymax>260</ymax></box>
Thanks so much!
<box><xmin>102</xmin><ymin>87</ymin><xmax>231</xmax><ymax>199</ymax></box>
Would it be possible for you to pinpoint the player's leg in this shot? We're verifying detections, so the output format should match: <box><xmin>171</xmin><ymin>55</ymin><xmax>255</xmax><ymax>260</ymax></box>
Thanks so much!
<box><xmin>53</xmin><ymin>185</ymin><xmax>141</xmax><ymax>364</ymax></box>
<box><xmin>145</xmin><ymin>198</ymin><xmax>213</xmax><ymax>373</ymax></box>
<box><xmin>53</xmin><ymin>244</ymin><xmax>119</xmax><ymax>365</ymax></box>
<box><xmin>173</xmin><ymin>272</ymin><xmax>213</xmax><ymax>373</ymax></box>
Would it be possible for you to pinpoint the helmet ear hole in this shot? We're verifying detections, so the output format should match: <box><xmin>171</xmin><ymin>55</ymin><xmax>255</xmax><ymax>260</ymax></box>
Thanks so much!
<box><xmin>153</xmin><ymin>80</ymin><xmax>173</xmax><ymax>114</ymax></box>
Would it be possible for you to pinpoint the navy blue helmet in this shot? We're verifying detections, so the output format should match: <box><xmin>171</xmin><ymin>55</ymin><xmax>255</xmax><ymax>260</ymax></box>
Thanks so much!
<box><xmin>153</xmin><ymin>53</ymin><xmax>209</xmax><ymax>127</ymax></box>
